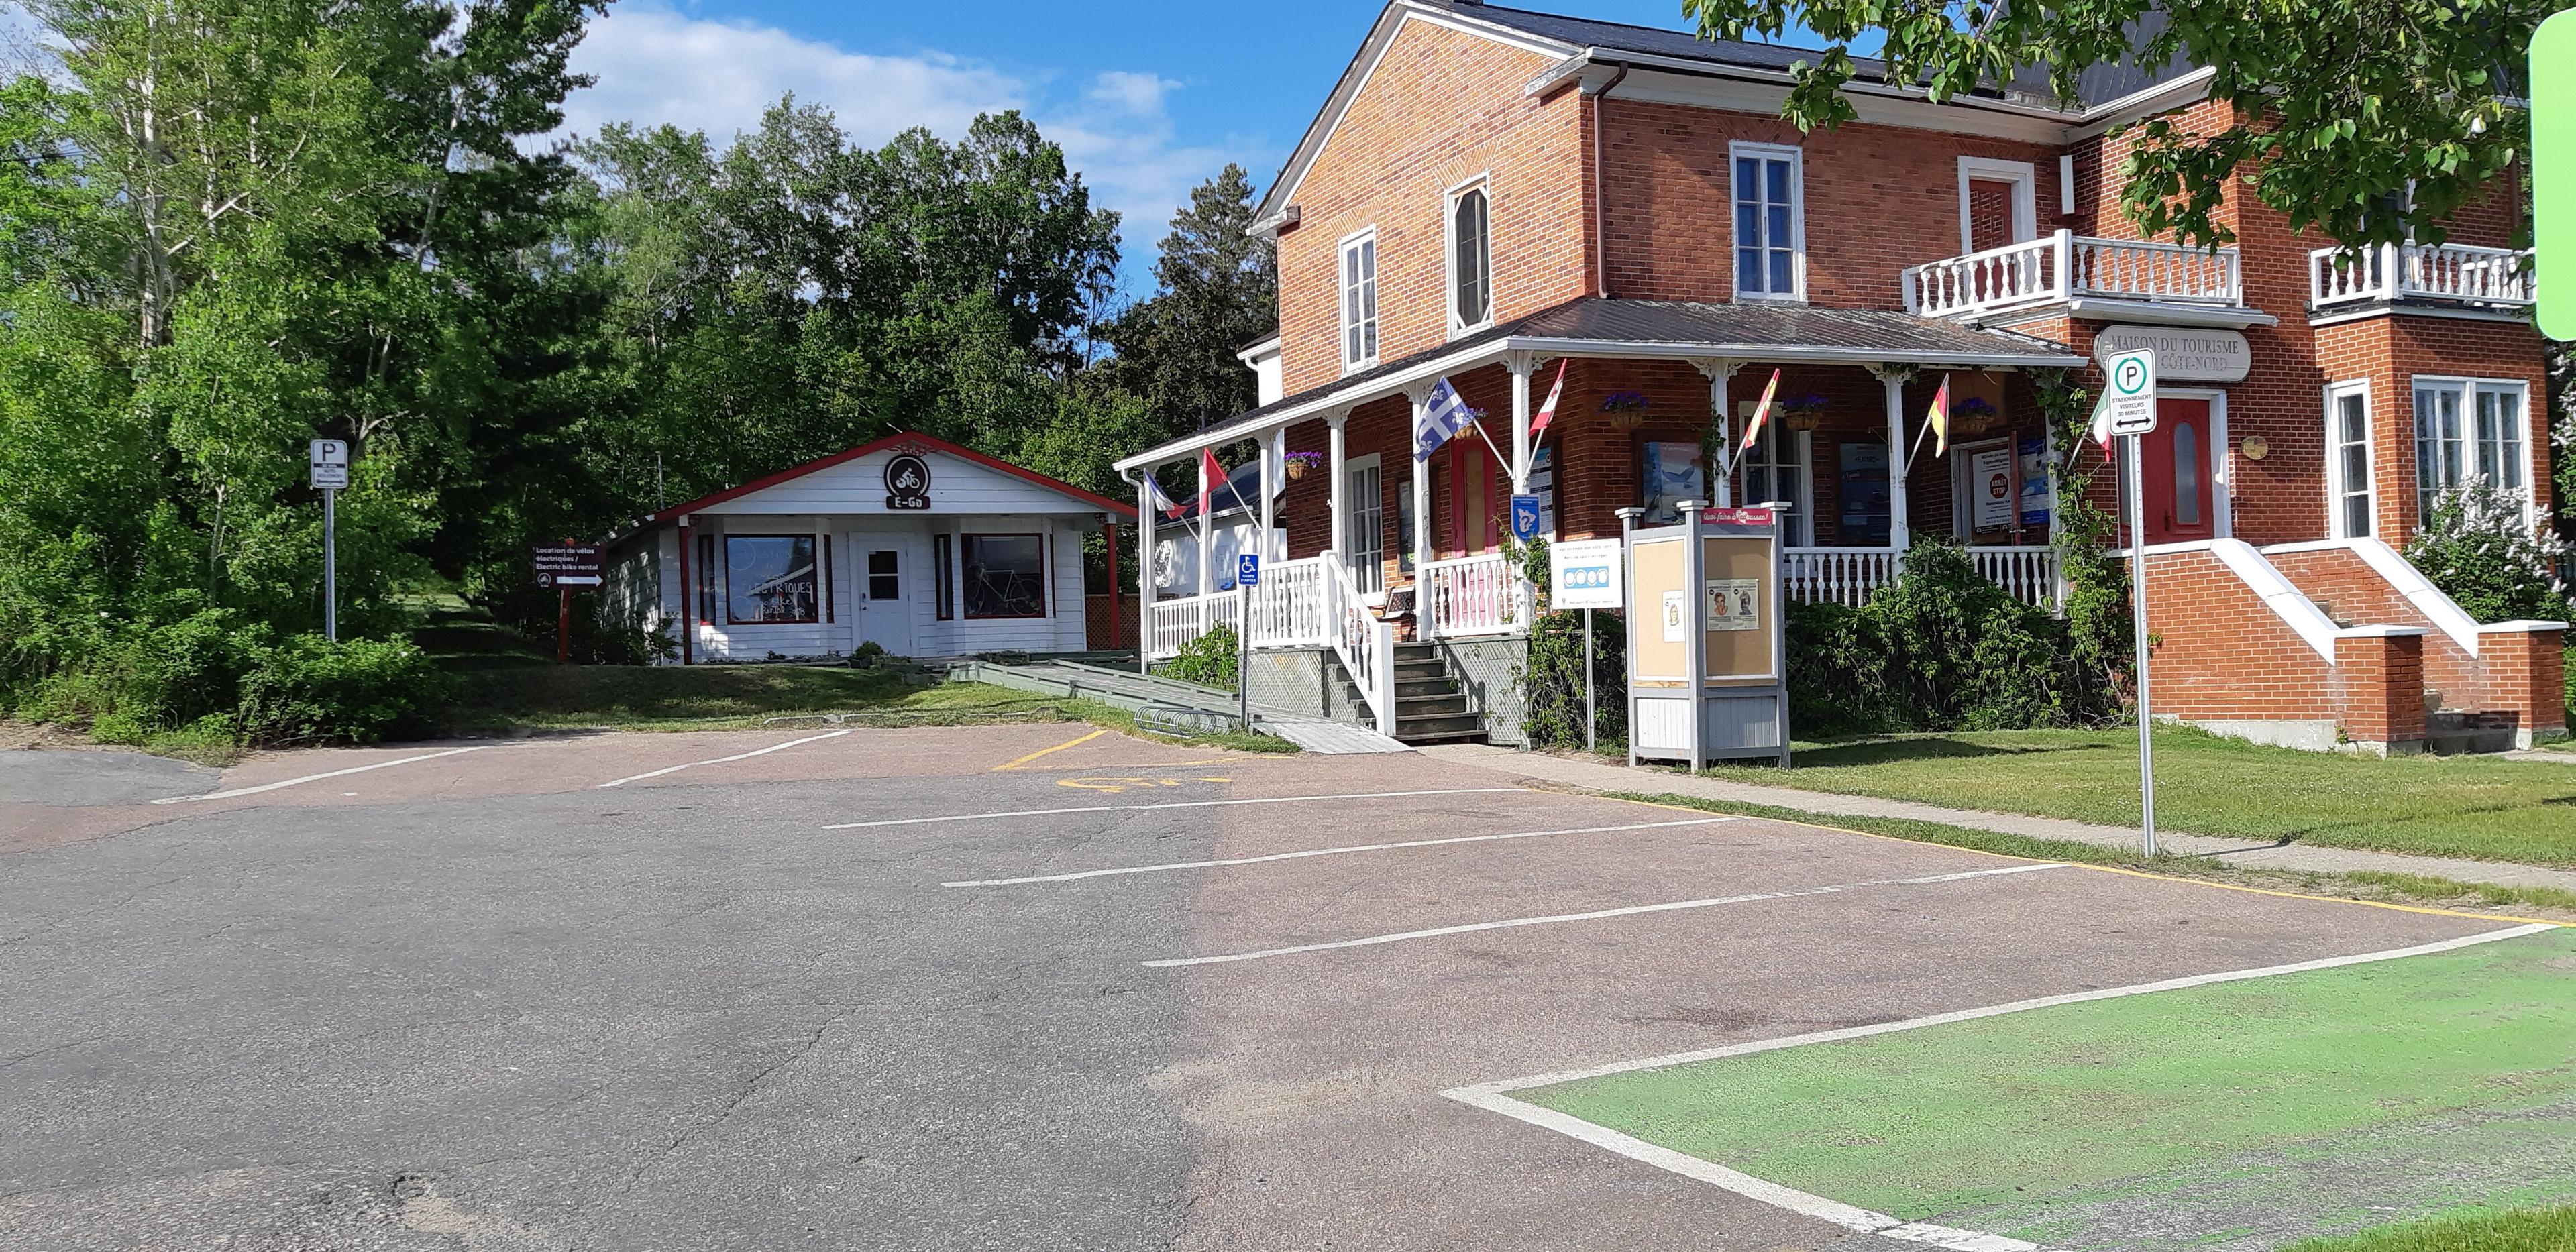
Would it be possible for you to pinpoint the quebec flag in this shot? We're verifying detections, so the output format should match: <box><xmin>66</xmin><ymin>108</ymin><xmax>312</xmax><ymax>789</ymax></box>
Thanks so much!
<box><xmin>1413</xmin><ymin>377</ymin><xmax>1475</xmax><ymax>463</ymax></box>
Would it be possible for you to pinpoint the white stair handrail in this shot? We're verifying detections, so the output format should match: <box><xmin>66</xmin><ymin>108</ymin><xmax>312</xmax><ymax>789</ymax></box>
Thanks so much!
<box><xmin>1324</xmin><ymin>550</ymin><xmax>1398</xmax><ymax>736</ymax></box>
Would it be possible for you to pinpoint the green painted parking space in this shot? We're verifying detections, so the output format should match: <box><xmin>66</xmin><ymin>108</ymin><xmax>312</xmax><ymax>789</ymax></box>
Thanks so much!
<box><xmin>1519</xmin><ymin>925</ymin><xmax>2576</xmax><ymax>1249</ymax></box>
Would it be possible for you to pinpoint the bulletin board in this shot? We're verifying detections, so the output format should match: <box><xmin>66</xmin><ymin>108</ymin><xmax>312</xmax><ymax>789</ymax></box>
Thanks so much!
<box><xmin>1629</xmin><ymin>534</ymin><xmax>1689</xmax><ymax>683</ymax></box>
<box><xmin>1701</xmin><ymin>536</ymin><xmax>1776</xmax><ymax>685</ymax></box>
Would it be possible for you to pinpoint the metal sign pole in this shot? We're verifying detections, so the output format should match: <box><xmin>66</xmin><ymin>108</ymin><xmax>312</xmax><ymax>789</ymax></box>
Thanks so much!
<box><xmin>1582</xmin><ymin>608</ymin><xmax>1596</xmax><ymax>753</ymax></box>
<box><xmin>322</xmin><ymin>488</ymin><xmax>338</xmax><ymax>643</ymax></box>
<box><xmin>2126</xmin><ymin>433</ymin><xmax>2157</xmax><ymax>857</ymax></box>
<box><xmin>1237</xmin><ymin>578</ymin><xmax>1250</xmax><ymax>733</ymax></box>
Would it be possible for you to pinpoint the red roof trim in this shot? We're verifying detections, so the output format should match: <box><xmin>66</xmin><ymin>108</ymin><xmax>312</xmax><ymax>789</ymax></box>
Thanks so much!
<box><xmin>649</xmin><ymin>431</ymin><xmax>1136</xmax><ymax>524</ymax></box>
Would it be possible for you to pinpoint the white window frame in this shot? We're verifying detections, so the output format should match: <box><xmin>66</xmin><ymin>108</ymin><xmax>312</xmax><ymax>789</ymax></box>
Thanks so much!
<box><xmin>2410</xmin><ymin>375</ymin><xmax>2533</xmax><ymax>525</ymax></box>
<box><xmin>1344</xmin><ymin>453</ymin><xmax>1385</xmax><ymax>595</ymax></box>
<box><xmin>1444</xmin><ymin>173</ymin><xmax>1494</xmax><ymax>337</ymax></box>
<box><xmin>2324</xmin><ymin>380</ymin><xmax>2375</xmax><ymax>540</ymax></box>
<box><xmin>1338</xmin><ymin>227</ymin><xmax>1379</xmax><ymax>374</ymax></box>
<box><xmin>1728</xmin><ymin>141</ymin><xmax>1807</xmax><ymax>302</ymax></box>
<box><xmin>1955</xmin><ymin>156</ymin><xmax>2039</xmax><ymax>254</ymax></box>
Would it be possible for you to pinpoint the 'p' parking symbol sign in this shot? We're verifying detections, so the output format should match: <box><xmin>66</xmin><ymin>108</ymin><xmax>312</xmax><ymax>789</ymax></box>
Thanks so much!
<box><xmin>2104</xmin><ymin>348</ymin><xmax>2158</xmax><ymax>436</ymax></box>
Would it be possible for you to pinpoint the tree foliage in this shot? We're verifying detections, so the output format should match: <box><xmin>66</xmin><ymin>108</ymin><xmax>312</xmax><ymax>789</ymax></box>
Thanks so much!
<box><xmin>1678</xmin><ymin>0</ymin><xmax>2559</xmax><ymax>249</ymax></box>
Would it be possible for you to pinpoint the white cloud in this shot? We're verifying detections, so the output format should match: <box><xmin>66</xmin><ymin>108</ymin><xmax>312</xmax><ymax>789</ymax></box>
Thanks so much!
<box><xmin>561</xmin><ymin>5</ymin><xmax>1262</xmax><ymax>294</ymax></box>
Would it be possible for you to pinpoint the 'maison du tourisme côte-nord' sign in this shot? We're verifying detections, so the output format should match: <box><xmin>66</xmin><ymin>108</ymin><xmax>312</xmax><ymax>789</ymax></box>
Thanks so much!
<box><xmin>2091</xmin><ymin>325</ymin><xmax>2249</xmax><ymax>383</ymax></box>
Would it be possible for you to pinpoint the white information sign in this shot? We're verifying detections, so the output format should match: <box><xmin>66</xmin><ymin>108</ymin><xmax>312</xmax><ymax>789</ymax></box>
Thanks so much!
<box><xmin>309</xmin><ymin>439</ymin><xmax>350</xmax><ymax>490</ymax></box>
<box><xmin>1660</xmin><ymin>589</ymin><xmax>1686</xmax><ymax>642</ymax></box>
<box><xmin>1970</xmin><ymin>445</ymin><xmax>2017</xmax><ymax>530</ymax></box>
<box><xmin>1548</xmin><ymin>538</ymin><xmax>1625</xmax><ymax>611</ymax></box>
<box><xmin>2103</xmin><ymin>348</ymin><xmax>2159</xmax><ymax>436</ymax></box>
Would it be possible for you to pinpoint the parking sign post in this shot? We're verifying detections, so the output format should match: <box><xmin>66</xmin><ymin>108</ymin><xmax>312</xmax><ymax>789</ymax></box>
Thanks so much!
<box><xmin>1236</xmin><ymin>553</ymin><xmax>1260</xmax><ymax>732</ymax></box>
<box><xmin>2102</xmin><ymin>349</ymin><xmax>2160</xmax><ymax>858</ymax></box>
<box><xmin>309</xmin><ymin>439</ymin><xmax>351</xmax><ymax>642</ymax></box>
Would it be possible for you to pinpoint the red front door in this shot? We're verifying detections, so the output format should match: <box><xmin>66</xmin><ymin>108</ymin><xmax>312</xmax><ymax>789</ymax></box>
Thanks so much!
<box><xmin>2138</xmin><ymin>398</ymin><xmax>2215</xmax><ymax>544</ymax></box>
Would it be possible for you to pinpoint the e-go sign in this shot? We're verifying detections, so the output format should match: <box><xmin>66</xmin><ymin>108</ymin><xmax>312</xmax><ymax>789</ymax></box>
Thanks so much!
<box><xmin>2103</xmin><ymin>348</ymin><xmax>2159</xmax><ymax>436</ymax></box>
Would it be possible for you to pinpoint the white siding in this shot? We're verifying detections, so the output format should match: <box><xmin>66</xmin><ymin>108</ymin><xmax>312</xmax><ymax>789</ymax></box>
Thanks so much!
<box><xmin>684</xmin><ymin>514</ymin><xmax>1093</xmax><ymax>661</ymax></box>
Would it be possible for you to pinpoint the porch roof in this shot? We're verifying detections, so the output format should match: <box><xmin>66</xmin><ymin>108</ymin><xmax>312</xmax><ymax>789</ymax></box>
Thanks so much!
<box><xmin>1114</xmin><ymin>297</ymin><xmax>2084</xmax><ymax>473</ymax></box>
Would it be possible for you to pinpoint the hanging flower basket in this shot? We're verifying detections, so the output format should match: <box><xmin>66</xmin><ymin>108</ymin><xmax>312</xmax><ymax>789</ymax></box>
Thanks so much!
<box><xmin>1778</xmin><ymin>394</ymin><xmax>1829</xmax><ymax>432</ymax></box>
<box><xmin>1283</xmin><ymin>451</ymin><xmax>1322</xmax><ymax>481</ymax></box>
<box><xmin>1600</xmin><ymin>390</ymin><xmax>1650</xmax><ymax>431</ymax></box>
<box><xmin>1950</xmin><ymin>396</ymin><xmax>2003</xmax><ymax>437</ymax></box>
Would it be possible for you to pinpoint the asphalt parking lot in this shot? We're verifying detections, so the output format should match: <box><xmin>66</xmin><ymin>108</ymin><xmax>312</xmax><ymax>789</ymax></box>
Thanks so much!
<box><xmin>0</xmin><ymin>725</ymin><xmax>2551</xmax><ymax>1251</ymax></box>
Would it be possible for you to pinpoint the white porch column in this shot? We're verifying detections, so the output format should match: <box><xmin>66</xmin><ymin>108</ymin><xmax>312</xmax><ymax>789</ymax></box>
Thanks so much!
<box><xmin>1326</xmin><ymin>410</ymin><xmax>1349</xmax><ymax>563</ymax></box>
<box><xmin>1134</xmin><ymin>469</ymin><xmax>1155</xmax><ymax>673</ymax></box>
<box><xmin>1876</xmin><ymin>366</ymin><xmax>1913</xmax><ymax>551</ymax></box>
<box><xmin>1406</xmin><ymin>384</ymin><xmax>1434</xmax><ymax>579</ymax></box>
<box><xmin>1194</xmin><ymin>448</ymin><xmax>1213</xmax><ymax>606</ymax></box>
<box><xmin>1692</xmin><ymin>359</ymin><xmax>1740</xmax><ymax>508</ymax></box>
<box><xmin>1505</xmin><ymin>351</ymin><xmax>1537</xmax><ymax>493</ymax></box>
<box><xmin>1264</xmin><ymin>427</ymin><xmax>1283</xmax><ymax>560</ymax></box>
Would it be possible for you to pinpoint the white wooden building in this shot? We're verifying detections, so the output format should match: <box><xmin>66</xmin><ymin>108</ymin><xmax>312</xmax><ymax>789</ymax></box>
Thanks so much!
<box><xmin>601</xmin><ymin>433</ymin><xmax>1134</xmax><ymax>663</ymax></box>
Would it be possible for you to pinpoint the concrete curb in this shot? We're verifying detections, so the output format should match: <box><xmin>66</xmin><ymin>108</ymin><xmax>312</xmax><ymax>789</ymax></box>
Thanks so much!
<box><xmin>1417</xmin><ymin>743</ymin><xmax>2576</xmax><ymax>895</ymax></box>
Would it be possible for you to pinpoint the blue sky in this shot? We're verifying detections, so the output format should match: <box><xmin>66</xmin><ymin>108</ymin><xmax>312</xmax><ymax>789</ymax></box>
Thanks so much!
<box><xmin>559</xmin><ymin>0</ymin><xmax>1811</xmax><ymax>298</ymax></box>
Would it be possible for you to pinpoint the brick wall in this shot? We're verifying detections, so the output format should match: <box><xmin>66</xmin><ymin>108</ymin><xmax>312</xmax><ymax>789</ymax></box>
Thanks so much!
<box><xmin>2310</xmin><ymin>313</ymin><xmax>2555</xmax><ymax>540</ymax></box>
<box><xmin>1275</xmin><ymin>15</ymin><xmax>1592</xmax><ymax>395</ymax></box>
<box><xmin>2477</xmin><ymin>626</ymin><xmax>2571</xmax><ymax>743</ymax></box>
<box><xmin>1598</xmin><ymin>97</ymin><xmax>2065</xmax><ymax>306</ymax></box>
<box><xmin>2142</xmin><ymin>547</ymin><xmax>2337</xmax><ymax>722</ymax></box>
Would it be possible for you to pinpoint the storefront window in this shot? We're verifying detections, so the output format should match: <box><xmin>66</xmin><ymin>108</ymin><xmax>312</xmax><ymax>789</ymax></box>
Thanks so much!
<box><xmin>1641</xmin><ymin>441</ymin><xmax>1706</xmax><ymax>525</ymax></box>
<box><xmin>725</xmin><ymin>536</ymin><xmax>818</xmax><ymax>624</ymax></box>
<box><xmin>964</xmin><ymin>534</ymin><xmax>1046</xmax><ymax>618</ymax></box>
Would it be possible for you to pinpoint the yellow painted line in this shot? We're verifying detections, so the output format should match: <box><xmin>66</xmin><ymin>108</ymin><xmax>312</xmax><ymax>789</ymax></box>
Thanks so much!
<box><xmin>992</xmin><ymin>728</ymin><xmax>1108</xmax><ymax>772</ymax></box>
<box><xmin>1600</xmin><ymin>793</ymin><xmax>2569</xmax><ymax>929</ymax></box>
<box><xmin>1005</xmin><ymin>758</ymin><xmax>1228</xmax><ymax>772</ymax></box>
<box><xmin>2072</xmin><ymin>863</ymin><xmax>2569</xmax><ymax>929</ymax></box>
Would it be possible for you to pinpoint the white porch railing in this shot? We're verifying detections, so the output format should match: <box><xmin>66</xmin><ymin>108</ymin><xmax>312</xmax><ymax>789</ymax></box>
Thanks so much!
<box><xmin>1328</xmin><ymin>552</ymin><xmax>1399</xmax><ymax>736</ymax></box>
<box><xmin>1784</xmin><ymin>545</ymin><xmax>2063</xmax><ymax>610</ymax></box>
<box><xmin>1784</xmin><ymin>547</ymin><xmax>1904</xmax><ymax>608</ymax></box>
<box><xmin>1244</xmin><ymin>555</ymin><xmax>1332</xmax><ymax>648</ymax></box>
<box><xmin>2309</xmin><ymin>242</ymin><xmax>2535</xmax><ymax>308</ymax></box>
<box><xmin>1902</xmin><ymin>229</ymin><xmax>2243</xmax><ymax>319</ymax></box>
<box><xmin>1144</xmin><ymin>591</ymin><xmax>1240</xmax><ymax>661</ymax></box>
<box><xmin>1420</xmin><ymin>551</ymin><xmax>1529</xmax><ymax>639</ymax></box>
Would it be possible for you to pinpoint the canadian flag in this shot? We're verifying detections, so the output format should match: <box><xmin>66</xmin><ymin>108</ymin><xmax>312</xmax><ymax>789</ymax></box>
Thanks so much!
<box><xmin>1527</xmin><ymin>359</ymin><xmax>1568</xmax><ymax>441</ymax></box>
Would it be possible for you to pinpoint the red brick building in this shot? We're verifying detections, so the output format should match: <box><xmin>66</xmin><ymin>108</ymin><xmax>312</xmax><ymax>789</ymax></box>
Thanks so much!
<box><xmin>1116</xmin><ymin>0</ymin><xmax>2561</xmax><ymax>752</ymax></box>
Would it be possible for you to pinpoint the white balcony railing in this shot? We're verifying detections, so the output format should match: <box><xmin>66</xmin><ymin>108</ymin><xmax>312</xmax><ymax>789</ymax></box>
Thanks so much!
<box><xmin>1420</xmin><ymin>551</ymin><xmax>1529</xmax><ymax>640</ymax></box>
<box><xmin>1902</xmin><ymin>229</ymin><xmax>2243</xmax><ymax>320</ymax></box>
<box><xmin>1784</xmin><ymin>545</ymin><xmax>2062</xmax><ymax>610</ymax></box>
<box><xmin>2310</xmin><ymin>242</ymin><xmax>2535</xmax><ymax>309</ymax></box>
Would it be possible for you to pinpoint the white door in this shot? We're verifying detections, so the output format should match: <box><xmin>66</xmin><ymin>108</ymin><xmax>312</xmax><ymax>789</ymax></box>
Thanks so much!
<box><xmin>855</xmin><ymin>539</ymin><xmax>914</xmax><ymax>655</ymax></box>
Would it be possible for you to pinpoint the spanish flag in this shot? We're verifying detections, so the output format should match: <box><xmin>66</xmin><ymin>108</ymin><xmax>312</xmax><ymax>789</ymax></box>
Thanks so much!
<box><xmin>1925</xmin><ymin>376</ymin><xmax>1952</xmax><ymax>457</ymax></box>
<box><xmin>1737</xmin><ymin>368</ymin><xmax>1783</xmax><ymax>453</ymax></box>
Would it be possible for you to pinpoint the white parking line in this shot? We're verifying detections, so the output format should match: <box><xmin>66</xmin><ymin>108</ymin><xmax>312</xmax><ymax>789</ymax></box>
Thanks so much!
<box><xmin>820</xmin><ymin>787</ymin><xmax>1521</xmax><ymax>831</ymax></box>
<box><xmin>150</xmin><ymin>745</ymin><xmax>495</xmax><ymax>805</ymax></box>
<box><xmin>942</xmin><ymin>817</ymin><xmax>1743</xmax><ymax>887</ymax></box>
<box><xmin>1141</xmin><ymin>862</ymin><xmax>2071</xmax><ymax>968</ymax></box>
<box><xmin>1440</xmin><ymin>923</ymin><xmax>2559</xmax><ymax>1252</ymax></box>
<box><xmin>596</xmin><ymin>729</ymin><xmax>853</xmax><ymax>789</ymax></box>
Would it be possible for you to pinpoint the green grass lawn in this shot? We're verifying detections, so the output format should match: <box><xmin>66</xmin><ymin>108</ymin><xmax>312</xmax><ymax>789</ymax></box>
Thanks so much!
<box><xmin>2284</xmin><ymin>1206</ymin><xmax>2576</xmax><ymax>1251</ymax></box>
<box><xmin>1695</xmin><ymin>726</ymin><xmax>2576</xmax><ymax>867</ymax></box>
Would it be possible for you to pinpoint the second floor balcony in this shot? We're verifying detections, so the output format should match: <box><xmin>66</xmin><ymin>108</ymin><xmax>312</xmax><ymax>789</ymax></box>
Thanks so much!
<box><xmin>1901</xmin><ymin>229</ymin><xmax>2247</xmax><ymax>324</ymax></box>
<box><xmin>2309</xmin><ymin>242</ymin><xmax>2535</xmax><ymax>314</ymax></box>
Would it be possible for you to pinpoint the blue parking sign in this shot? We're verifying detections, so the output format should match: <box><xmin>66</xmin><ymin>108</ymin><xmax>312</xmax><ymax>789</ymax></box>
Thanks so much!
<box><xmin>1236</xmin><ymin>553</ymin><xmax>1260</xmax><ymax>586</ymax></box>
<box><xmin>1510</xmin><ymin>494</ymin><xmax>1542</xmax><ymax>541</ymax></box>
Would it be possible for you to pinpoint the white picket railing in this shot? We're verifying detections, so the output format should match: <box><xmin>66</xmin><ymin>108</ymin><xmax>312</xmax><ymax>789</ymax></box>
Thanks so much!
<box><xmin>1784</xmin><ymin>545</ymin><xmax>2061</xmax><ymax>609</ymax></box>
<box><xmin>1420</xmin><ymin>551</ymin><xmax>1528</xmax><ymax>639</ymax></box>
<box><xmin>1970</xmin><ymin>545</ymin><xmax>2063</xmax><ymax>606</ymax></box>
<box><xmin>2310</xmin><ymin>242</ymin><xmax>2535</xmax><ymax>308</ymax></box>
<box><xmin>1902</xmin><ymin>229</ymin><xmax>2241</xmax><ymax>319</ymax></box>
<box><xmin>1328</xmin><ymin>552</ymin><xmax>1399</xmax><ymax>736</ymax></box>
<box><xmin>1783</xmin><ymin>547</ymin><xmax>1904</xmax><ymax>608</ymax></box>
<box><xmin>1144</xmin><ymin>591</ymin><xmax>1241</xmax><ymax>661</ymax></box>
<box><xmin>1244</xmin><ymin>555</ymin><xmax>1332</xmax><ymax>648</ymax></box>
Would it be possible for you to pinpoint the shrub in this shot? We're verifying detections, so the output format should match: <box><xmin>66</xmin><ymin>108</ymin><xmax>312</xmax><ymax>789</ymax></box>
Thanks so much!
<box><xmin>1784</xmin><ymin>540</ymin><xmax>2116</xmax><ymax>734</ymax></box>
<box><xmin>2405</xmin><ymin>481</ymin><xmax>2571</xmax><ymax>624</ymax></box>
<box><xmin>236</xmin><ymin>635</ymin><xmax>450</xmax><ymax>745</ymax></box>
<box><xmin>1164</xmin><ymin>623</ymin><xmax>1240</xmax><ymax>691</ymax></box>
<box><xmin>1522</xmin><ymin>608</ymin><xmax>1625</xmax><ymax>749</ymax></box>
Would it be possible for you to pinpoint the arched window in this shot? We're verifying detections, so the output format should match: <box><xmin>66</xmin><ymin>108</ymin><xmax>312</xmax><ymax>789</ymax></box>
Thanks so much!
<box><xmin>1451</xmin><ymin>186</ymin><xmax>1490</xmax><ymax>329</ymax></box>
